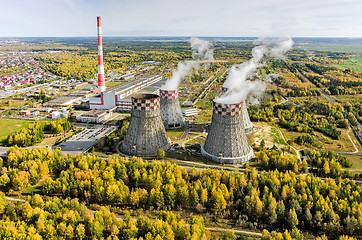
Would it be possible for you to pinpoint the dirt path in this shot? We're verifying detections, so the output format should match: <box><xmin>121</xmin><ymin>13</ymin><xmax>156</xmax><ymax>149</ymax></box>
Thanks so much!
<box><xmin>33</xmin><ymin>174</ymin><xmax>50</xmax><ymax>188</ymax></box>
<box><xmin>347</xmin><ymin>130</ymin><xmax>359</xmax><ymax>153</ymax></box>
<box><xmin>205</xmin><ymin>227</ymin><xmax>262</xmax><ymax>236</ymax></box>
<box><xmin>276</xmin><ymin>127</ymin><xmax>301</xmax><ymax>161</ymax></box>
<box><xmin>5</xmin><ymin>196</ymin><xmax>25</xmax><ymax>202</ymax></box>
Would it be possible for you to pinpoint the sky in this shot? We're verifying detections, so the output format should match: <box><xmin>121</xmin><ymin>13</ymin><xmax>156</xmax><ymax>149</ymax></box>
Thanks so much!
<box><xmin>1</xmin><ymin>0</ymin><xmax>362</xmax><ymax>37</ymax></box>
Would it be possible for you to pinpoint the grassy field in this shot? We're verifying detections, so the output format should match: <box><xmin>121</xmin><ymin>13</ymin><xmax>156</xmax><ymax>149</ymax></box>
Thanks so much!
<box><xmin>280</xmin><ymin>127</ymin><xmax>360</xmax><ymax>153</ymax></box>
<box><xmin>302</xmin><ymin>44</ymin><xmax>362</xmax><ymax>53</ymax></box>
<box><xmin>166</xmin><ymin>126</ymin><xmax>186</xmax><ymax>140</ymax></box>
<box><xmin>0</xmin><ymin>118</ymin><xmax>35</xmax><ymax>144</ymax></box>
<box><xmin>106</xmin><ymin>81</ymin><xmax>124</xmax><ymax>89</ymax></box>
<box><xmin>333</xmin><ymin>54</ymin><xmax>362</xmax><ymax>72</ymax></box>
<box><xmin>341</xmin><ymin>154</ymin><xmax>362</xmax><ymax>172</ymax></box>
<box><xmin>0</xmin><ymin>98</ymin><xmax>31</xmax><ymax>109</ymax></box>
<box><xmin>270</xmin><ymin>126</ymin><xmax>287</xmax><ymax>145</ymax></box>
<box><xmin>334</xmin><ymin>94</ymin><xmax>362</xmax><ymax>103</ymax></box>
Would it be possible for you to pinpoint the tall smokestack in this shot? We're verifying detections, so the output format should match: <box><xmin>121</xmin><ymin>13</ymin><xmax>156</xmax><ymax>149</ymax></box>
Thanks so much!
<box><xmin>97</xmin><ymin>16</ymin><xmax>106</xmax><ymax>93</ymax></box>
<box><xmin>160</xmin><ymin>89</ymin><xmax>185</xmax><ymax>129</ymax></box>
<box><xmin>201</xmin><ymin>100</ymin><xmax>254</xmax><ymax>164</ymax></box>
<box><xmin>121</xmin><ymin>93</ymin><xmax>171</xmax><ymax>156</ymax></box>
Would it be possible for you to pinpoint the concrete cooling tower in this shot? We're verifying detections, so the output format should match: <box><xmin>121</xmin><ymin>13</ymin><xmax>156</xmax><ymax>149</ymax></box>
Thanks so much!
<box><xmin>121</xmin><ymin>93</ymin><xmax>171</xmax><ymax>156</ymax></box>
<box><xmin>159</xmin><ymin>89</ymin><xmax>185</xmax><ymax>129</ymax></box>
<box><xmin>242</xmin><ymin>103</ymin><xmax>253</xmax><ymax>134</ymax></box>
<box><xmin>201</xmin><ymin>100</ymin><xmax>254</xmax><ymax>164</ymax></box>
<box><xmin>221</xmin><ymin>87</ymin><xmax>253</xmax><ymax>134</ymax></box>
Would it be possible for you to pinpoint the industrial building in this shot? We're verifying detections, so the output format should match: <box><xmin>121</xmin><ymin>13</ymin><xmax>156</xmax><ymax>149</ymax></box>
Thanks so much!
<box><xmin>76</xmin><ymin>110</ymin><xmax>112</xmax><ymax>123</ymax></box>
<box><xmin>89</xmin><ymin>74</ymin><xmax>163</xmax><ymax>110</ymax></box>
<box><xmin>115</xmin><ymin>76</ymin><xmax>167</xmax><ymax>111</ymax></box>
<box><xmin>45</xmin><ymin>96</ymin><xmax>84</xmax><ymax>107</ymax></box>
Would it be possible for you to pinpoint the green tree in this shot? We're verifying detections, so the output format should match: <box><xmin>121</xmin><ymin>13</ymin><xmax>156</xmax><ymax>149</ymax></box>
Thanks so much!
<box><xmin>287</xmin><ymin>208</ymin><xmax>298</xmax><ymax>229</ymax></box>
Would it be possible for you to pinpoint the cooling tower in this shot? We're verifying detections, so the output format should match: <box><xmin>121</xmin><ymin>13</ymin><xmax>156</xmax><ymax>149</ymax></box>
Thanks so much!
<box><xmin>201</xmin><ymin>100</ymin><xmax>254</xmax><ymax>164</ymax></box>
<box><xmin>221</xmin><ymin>87</ymin><xmax>253</xmax><ymax>134</ymax></box>
<box><xmin>159</xmin><ymin>89</ymin><xmax>185</xmax><ymax>129</ymax></box>
<box><xmin>242</xmin><ymin>102</ymin><xmax>253</xmax><ymax>134</ymax></box>
<box><xmin>121</xmin><ymin>93</ymin><xmax>171</xmax><ymax>156</ymax></box>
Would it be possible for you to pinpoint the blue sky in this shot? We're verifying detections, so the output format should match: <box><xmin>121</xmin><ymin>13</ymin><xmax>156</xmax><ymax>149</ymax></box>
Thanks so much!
<box><xmin>1</xmin><ymin>0</ymin><xmax>362</xmax><ymax>37</ymax></box>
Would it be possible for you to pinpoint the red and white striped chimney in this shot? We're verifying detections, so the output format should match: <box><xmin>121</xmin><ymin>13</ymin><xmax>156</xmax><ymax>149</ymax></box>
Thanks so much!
<box><xmin>97</xmin><ymin>16</ymin><xmax>106</xmax><ymax>93</ymax></box>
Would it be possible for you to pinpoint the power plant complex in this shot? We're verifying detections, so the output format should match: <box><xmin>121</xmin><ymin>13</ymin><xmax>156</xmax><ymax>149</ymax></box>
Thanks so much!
<box><xmin>92</xmin><ymin>17</ymin><xmax>255</xmax><ymax>162</ymax></box>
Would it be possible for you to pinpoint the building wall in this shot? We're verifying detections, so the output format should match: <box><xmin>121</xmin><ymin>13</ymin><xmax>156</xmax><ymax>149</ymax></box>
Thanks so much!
<box><xmin>77</xmin><ymin>111</ymin><xmax>112</xmax><ymax>123</ymax></box>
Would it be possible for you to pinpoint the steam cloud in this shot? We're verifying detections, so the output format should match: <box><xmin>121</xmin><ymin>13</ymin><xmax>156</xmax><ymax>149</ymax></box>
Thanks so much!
<box><xmin>215</xmin><ymin>37</ymin><xmax>293</xmax><ymax>104</ymax></box>
<box><xmin>161</xmin><ymin>37</ymin><xmax>214</xmax><ymax>90</ymax></box>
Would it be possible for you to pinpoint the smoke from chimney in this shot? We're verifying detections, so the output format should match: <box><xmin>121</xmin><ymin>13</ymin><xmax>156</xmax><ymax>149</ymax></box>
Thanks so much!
<box><xmin>161</xmin><ymin>37</ymin><xmax>214</xmax><ymax>90</ymax></box>
<box><xmin>215</xmin><ymin>37</ymin><xmax>293</xmax><ymax>104</ymax></box>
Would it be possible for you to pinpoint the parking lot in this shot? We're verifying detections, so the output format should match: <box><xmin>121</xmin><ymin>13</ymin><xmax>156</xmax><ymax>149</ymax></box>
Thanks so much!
<box><xmin>57</xmin><ymin>125</ymin><xmax>117</xmax><ymax>155</ymax></box>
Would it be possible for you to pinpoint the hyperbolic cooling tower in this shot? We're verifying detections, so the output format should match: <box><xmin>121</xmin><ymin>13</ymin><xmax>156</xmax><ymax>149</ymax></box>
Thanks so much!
<box><xmin>121</xmin><ymin>93</ymin><xmax>171</xmax><ymax>156</ymax></box>
<box><xmin>221</xmin><ymin>87</ymin><xmax>253</xmax><ymax>134</ymax></box>
<box><xmin>242</xmin><ymin>102</ymin><xmax>253</xmax><ymax>134</ymax></box>
<box><xmin>159</xmin><ymin>89</ymin><xmax>185</xmax><ymax>129</ymax></box>
<box><xmin>201</xmin><ymin>100</ymin><xmax>254</xmax><ymax>164</ymax></box>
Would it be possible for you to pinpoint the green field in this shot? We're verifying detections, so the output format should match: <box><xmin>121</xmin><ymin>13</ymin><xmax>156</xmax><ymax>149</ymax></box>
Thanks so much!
<box><xmin>334</xmin><ymin>94</ymin><xmax>362</xmax><ymax>103</ymax></box>
<box><xmin>0</xmin><ymin>118</ymin><xmax>35</xmax><ymax>144</ymax></box>
<box><xmin>302</xmin><ymin>44</ymin><xmax>362</xmax><ymax>53</ymax></box>
<box><xmin>333</xmin><ymin>54</ymin><xmax>362</xmax><ymax>72</ymax></box>
<box><xmin>271</xmin><ymin>126</ymin><xmax>287</xmax><ymax>145</ymax></box>
<box><xmin>166</xmin><ymin>126</ymin><xmax>186</xmax><ymax>140</ymax></box>
<box><xmin>106</xmin><ymin>81</ymin><xmax>124</xmax><ymax>89</ymax></box>
<box><xmin>0</xmin><ymin>98</ymin><xmax>31</xmax><ymax>109</ymax></box>
<box><xmin>342</xmin><ymin>154</ymin><xmax>362</xmax><ymax>172</ymax></box>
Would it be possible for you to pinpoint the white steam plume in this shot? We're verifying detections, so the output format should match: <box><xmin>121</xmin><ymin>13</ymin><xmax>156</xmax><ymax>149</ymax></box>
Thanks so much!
<box><xmin>161</xmin><ymin>37</ymin><xmax>214</xmax><ymax>90</ymax></box>
<box><xmin>191</xmin><ymin>37</ymin><xmax>214</xmax><ymax>61</ymax></box>
<box><xmin>216</xmin><ymin>37</ymin><xmax>293</xmax><ymax>104</ymax></box>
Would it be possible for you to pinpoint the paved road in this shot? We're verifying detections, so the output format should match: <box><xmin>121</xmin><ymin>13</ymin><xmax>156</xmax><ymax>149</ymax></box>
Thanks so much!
<box><xmin>0</xmin><ymin>82</ymin><xmax>51</xmax><ymax>99</ymax></box>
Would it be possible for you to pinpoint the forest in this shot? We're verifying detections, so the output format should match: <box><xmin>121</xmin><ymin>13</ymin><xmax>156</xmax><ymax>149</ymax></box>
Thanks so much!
<box><xmin>0</xmin><ymin>147</ymin><xmax>360</xmax><ymax>239</ymax></box>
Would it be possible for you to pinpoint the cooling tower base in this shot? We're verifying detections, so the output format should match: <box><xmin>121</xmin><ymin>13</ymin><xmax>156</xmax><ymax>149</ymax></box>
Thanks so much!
<box><xmin>201</xmin><ymin>145</ymin><xmax>254</xmax><ymax>164</ymax></box>
<box><xmin>245</xmin><ymin>125</ymin><xmax>254</xmax><ymax>134</ymax></box>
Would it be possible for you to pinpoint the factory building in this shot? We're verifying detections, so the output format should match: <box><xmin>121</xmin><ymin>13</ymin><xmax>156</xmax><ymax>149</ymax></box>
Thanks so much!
<box><xmin>76</xmin><ymin>110</ymin><xmax>112</xmax><ymax>123</ymax></box>
<box><xmin>89</xmin><ymin>74</ymin><xmax>163</xmax><ymax>110</ymax></box>
<box><xmin>116</xmin><ymin>76</ymin><xmax>166</xmax><ymax>111</ymax></box>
